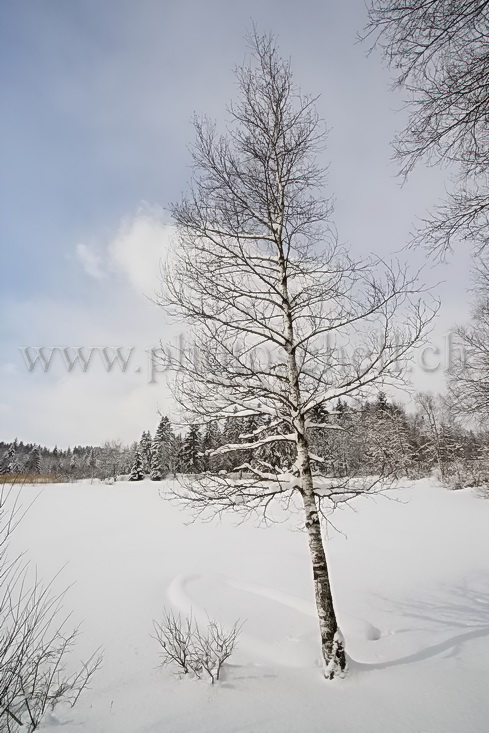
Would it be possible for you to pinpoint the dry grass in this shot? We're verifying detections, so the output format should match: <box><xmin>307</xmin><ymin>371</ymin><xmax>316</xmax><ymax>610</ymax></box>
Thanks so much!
<box><xmin>0</xmin><ymin>474</ymin><xmax>59</xmax><ymax>485</ymax></box>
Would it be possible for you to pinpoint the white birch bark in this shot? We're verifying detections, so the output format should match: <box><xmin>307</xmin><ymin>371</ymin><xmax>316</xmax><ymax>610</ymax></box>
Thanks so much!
<box><xmin>279</xmin><ymin>252</ymin><xmax>346</xmax><ymax>676</ymax></box>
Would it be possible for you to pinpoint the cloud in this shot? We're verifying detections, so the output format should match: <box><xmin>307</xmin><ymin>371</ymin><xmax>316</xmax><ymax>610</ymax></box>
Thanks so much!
<box><xmin>75</xmin><ymin>208</ymin><xmax>176</xmax><ymax>299</ymax></box>
<box><xmin>107</xmin><ymin>209</ymin><xmax>176</xmax><ymax>298</ymax></box>
<box><xmin>1</xmin><ymin>228</ymin><xmax>180</xmax><ymax>447</ymax></box>
<box><xmin>76</xmin><ymin>243</ymin><xmax>106</xmax><ymax>280</ymax></box>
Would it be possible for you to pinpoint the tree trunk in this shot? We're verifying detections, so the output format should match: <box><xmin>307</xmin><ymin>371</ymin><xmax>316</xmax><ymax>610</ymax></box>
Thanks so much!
<box><xmin>296</xmin><ymin>431</ymin><xmax>347</xmax><ymax>679</ymax></box>
<box><xmin>278</xmin><ymin>247</ymin><xmax>346</xmax><ymax>678</ymax></box>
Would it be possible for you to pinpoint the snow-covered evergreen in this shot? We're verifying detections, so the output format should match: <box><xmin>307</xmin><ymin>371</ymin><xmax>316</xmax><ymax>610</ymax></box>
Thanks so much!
<box><xmin>129</xmin><ymin>447</ymin><xmax>145</xmax><ymax>481</ymax></box>
<box><xmin>29</xmin><ymin>445</ymin><xmax>42</xmax><ymax>474</ymax></box>
<box><xmin>139</xmin><ymin>431</ymin><xmax>152</xmax><ymax>474</ymax></box>
<box><xmin>179</xmin><ymin>425</ymin><xmax>203</xmax><ymax>474</ymax></box>
<box><xmin>155</xmin><ymin>415</ymin><xmax>175</xmax><ymax>476</ymax></box>
<box><xmin>150</xmin><ymin>439</ymin><xmax>163</xmax><ymax>481</ymax></box>
<box><xmin>70</xmin><ymin>453</ymin><xmax>78</xmax><ymax>475</ymax></box>
<box><xmin>202</xmin><ymin>421</ymin><xmax>221</xmax><ymax>472</ymax></box>
<box><xmin>1</xmin><ymin>443</ymin><xmax>17</xmax><ymax>474</ymax></box>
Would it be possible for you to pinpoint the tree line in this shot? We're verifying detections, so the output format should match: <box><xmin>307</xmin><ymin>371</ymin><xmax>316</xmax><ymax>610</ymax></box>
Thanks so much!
<box><xmin>2</xmin><ymin>393</ymin><xmax>487</xmax><ymax>488</ymax></box>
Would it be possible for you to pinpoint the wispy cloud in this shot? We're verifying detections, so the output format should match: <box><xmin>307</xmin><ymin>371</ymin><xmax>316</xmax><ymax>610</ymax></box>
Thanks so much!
<box><xmin>76</xmin><ymin>243</ymin><xmax>106</xmax><ymax>280</ymax></box>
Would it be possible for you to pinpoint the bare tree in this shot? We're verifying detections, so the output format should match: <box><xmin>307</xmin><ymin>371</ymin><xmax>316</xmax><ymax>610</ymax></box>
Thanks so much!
<box><xmin>161</xmin><ymin>31</ymin><xmax>436</xmax><ymax>679</ymax></box>
<box><xmin>447</xmin><ymin>262</ymin><xmax>489</xmax><ymax>422</ymax></box>
<box><xmin>364</xmin><ymin>0</ymin><xmax>489</xmax><ymax>259</ymax></box>
<box><xmin>0</xmin><ymin>485</ymin><xmax>102</xmax><ymax>731</ymax></box>
<box><xmin>414</xmin><ymin>392</ymin><xmax>457</xmax><ymax>480</ymax></box>
<box><xmin>152</xmin><ymin>610</ymin><xmax>196</xmax><ymax>677</ymax></box>
<box><xmin>98</xmin><ymin>440</ymin><xmax>125</xmax><ymax>482</ymax></box>
<box><xmin>193</xmin><ymin>618</ymin><xmax>242</xmax><ymax>684</ymax></box>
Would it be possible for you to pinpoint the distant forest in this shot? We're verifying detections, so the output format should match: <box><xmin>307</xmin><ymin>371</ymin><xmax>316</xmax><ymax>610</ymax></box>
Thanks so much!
<box><xmin>1</xmin><ymin>393</ymin><xmax>488</xmax><ymax>489</ymax></box>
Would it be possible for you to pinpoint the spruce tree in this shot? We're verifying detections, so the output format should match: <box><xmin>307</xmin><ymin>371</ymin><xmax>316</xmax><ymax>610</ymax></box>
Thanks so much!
<box><xmin>129</xmin><ymin>447</ymin><xmax>145</xmax><ymax>481</ymax></box>
<box><xmin>155</xmin><ymin>415</ymin><xmax>171</xmax><ymax>443</ymax></box>
<box><xmin>202</xmin><ymin>421</ymin><xmax>221</xmax><ymax>472</ymax></box>
<box><xmin>139</xmin><ymin>431</ymin><xmax>152</xmax><ymax>474</ymax></box>
<box><xmin>30</xmin><ymin>445</ymin><xmax>42</xmax><ymax>474</ymax></box>
<box><xmin>3</xmin><ymin>444</ymin><xmax>17</xmax><ymax>474</ymax></box>
<box><xmin>0</xmin><ymin>450</ymin><xmax>9</xmax><ymax>475</ymax></box>
<box><xmin>150</xmin><ymin>438</ymin><xmax>163</xmax><ymax>481</ymax></box>
<box><xmin>88</xmin><ymin>448</ymin><xmax>97</xmax><ymax>480</ymax></box>
<box><xmin>179</xmin><ymin>425</ymin><xmax>203</xmax><ymax>473</ymax></box>
<box><xmin>253</xmin><ymin>418</ymin><xmax>295</xmax><ymax>473</ymax></box>
<box><xmin>172</xmin><ymin>434</ymin><xmax>184</xmax><ymax>474</ymax></box>
<box><xmin>221</xmin><ymin>417</ymin><xmax>243</xmax><ymax>473</ymax></box>
<box><xmin>10</xmin><ymin>454</ymin><xmax>21</xmax><ymax>476</ymax></box>
<box><xmin>155</xmin><ymin>416</ymin><xmax>175</xmax><ymax>476</ymax></box>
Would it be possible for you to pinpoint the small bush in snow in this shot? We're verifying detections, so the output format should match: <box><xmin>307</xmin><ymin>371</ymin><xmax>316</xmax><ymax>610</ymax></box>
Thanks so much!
<box><xmin>152</xmin><ymin>609</ymin><xmax>242</xmax><ymax>684</ymax></box>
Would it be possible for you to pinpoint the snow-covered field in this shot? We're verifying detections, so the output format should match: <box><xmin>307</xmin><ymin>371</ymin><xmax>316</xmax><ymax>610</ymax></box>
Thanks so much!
<box><xmin>8</xmin><ymin>479</ymin><xmax>489</xmax><ymax>732</ymax></box>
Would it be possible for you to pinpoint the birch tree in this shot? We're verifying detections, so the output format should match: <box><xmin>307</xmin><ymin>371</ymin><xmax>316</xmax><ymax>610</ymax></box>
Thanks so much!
<box><xmin>162</xmin><ymin>31</ymin><xmax>436</xmax><ymax>679</ymax></box>
<box><xmin>449</xmin><ymin>309</ymin><xmax>489</xmax><ymax>423</ymax></box>
<box><xmin>364</xmin><ymin>0</ymin><xmax>489</xmax><ymax>259</ymax></box>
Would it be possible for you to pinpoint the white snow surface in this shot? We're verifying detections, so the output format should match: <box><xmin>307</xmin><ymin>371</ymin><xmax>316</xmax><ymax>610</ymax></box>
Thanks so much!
<box><xmin>7</xmin><ymin>478</ymin><xmax>489</xmax><ymax>733</ymax></box>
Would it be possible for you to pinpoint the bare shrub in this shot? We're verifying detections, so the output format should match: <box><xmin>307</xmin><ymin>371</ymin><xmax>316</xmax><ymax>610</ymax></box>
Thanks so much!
<box><xmin>153</xmin><ymin>609</ymin><xmax>242</xmax><ymax>684</ymax></box>
<box><xmin>0</xmin><ymin>485</ymin><xmax>102</xmax><ymax>731</ymax></box>
<box><xmin>152</xmin><ymin>610</ymin><xmax>197</xmax><ymax>677</ymax></box>
<box><xmin>194</xmin><ymin>619</ymin><xmax>242</xmax><ymax>683</ymax></box>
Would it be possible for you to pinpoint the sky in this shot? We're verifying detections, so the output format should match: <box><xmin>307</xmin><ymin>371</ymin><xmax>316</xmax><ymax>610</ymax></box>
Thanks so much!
<box><xmin>0</xmin><ymin>0</ymin><xmax>473</xmax><ymax>448</ymax></box>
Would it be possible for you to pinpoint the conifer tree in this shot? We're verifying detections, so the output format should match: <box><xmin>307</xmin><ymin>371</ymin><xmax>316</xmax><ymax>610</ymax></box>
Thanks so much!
<box><xmin>150</xmin><ymin>439</ymin><xmax>163</xmax><ymax>481</ymax></box>
<box><xmin>70</xmin><ymin>453</ymin><xmax>78</xmax><ymax>478</ymax></box>
<box><xmin>10</xmin><ymin>455</ymin><xmax>21</xmax><ymax>476</ymax></box>
<box><xmin>3</xmin><ymin>444</ymin><xmax>17</xmax><ymax>475</ymax></box>
<box><xmin>155</xmin><ymin>416</ymin><xmax>175</xmax><ymax>476</ymax></box>
<box><xmin>220</xmin><ymin>417</ymin><xmax>245</xmax><ymax>473</ymax></box>
<box><xmin>29</xmin><ymin>445</ymin><xmax>42</xmax><ymax>475</ymax></box>
<box><xmin>0</xmin><ymin>450</ymin><xmax>10</xmax><ymax>475</ymax></box>
<box><xmin>202</xmin><ymin>421</ymin><xmax>222</xmax><ymax>472</ymax></box>
<box><xmin>155</xmin><ymin>416</ymin><xmax>171</xmax><ymax>443</ymax></box>
<box><xmin>172</xmin><ymin>434</ymin><xmax>184</xmax><ymax>474</ymax></box>
<box><xmin>179</xmin><ymin>425</ymin><xmax>203</xmax><ymax>473</ymax></box>
<box><xmin>139</xmin><ymin>431</ymin><xmax>152</xmax><ymax>474</ymax></box>
<box><xmin>129</xmin><ymin>447</ymin><xmax>145</xmax><ymax>481</ymax></box>
<box><xmin>88</xmin><ymin>448</ymin><xmax>97</xmax><ymax>480</ymax></box>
